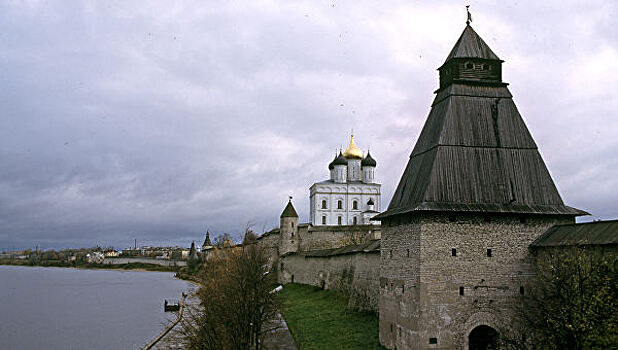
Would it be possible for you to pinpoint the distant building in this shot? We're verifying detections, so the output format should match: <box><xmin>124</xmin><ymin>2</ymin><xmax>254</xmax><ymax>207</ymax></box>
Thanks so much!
<box><xmin>85</xmin><ymin>251</ymin><xmax>104</xmax><ymax>264</ymax></box>
<box><xmin>103</xmin><ymin>249</ymin><xmax>119</xmax><ymax>258</ymax></box>
<box><xmin>309</xmin><ymin>135</ymin><xmax>381</xmax><ymax>226</ymax></box>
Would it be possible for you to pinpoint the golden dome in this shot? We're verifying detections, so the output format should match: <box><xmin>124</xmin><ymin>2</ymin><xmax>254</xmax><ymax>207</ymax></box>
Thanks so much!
<box><xmin>342</xmin><ymin>135</ymin><xmax>363</xmax><ymax>159</ymax></box>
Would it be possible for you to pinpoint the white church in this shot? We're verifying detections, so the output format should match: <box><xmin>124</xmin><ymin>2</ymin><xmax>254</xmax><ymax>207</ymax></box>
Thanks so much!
<box><xmin>309</xmin><ymin>135</ymin><xmax>381</xmax><ymax>226</ymax></box>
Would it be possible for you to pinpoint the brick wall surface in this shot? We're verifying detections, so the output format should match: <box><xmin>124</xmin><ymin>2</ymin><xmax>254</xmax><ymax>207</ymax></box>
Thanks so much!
<box><xmin>379</xmin><ymin>213</ymin><xmax>573</xmax><ymax>350</ymax></box>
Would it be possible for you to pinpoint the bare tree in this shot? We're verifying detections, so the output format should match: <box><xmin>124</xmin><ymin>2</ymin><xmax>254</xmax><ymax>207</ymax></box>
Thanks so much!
<box><xmin>176</xmin><ymin>236</ymin><xmax>278</xmax><ymax>349</ymax></box>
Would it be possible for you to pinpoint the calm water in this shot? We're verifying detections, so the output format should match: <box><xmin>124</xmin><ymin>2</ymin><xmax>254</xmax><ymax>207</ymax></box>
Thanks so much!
<box><xmin>0</xmin><ymin>265</ymin><xmax>195</xmax><ymax>350</ymax></box>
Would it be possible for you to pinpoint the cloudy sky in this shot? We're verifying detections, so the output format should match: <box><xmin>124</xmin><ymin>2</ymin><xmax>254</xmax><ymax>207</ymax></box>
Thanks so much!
<box><xmin>1</xmin><ymin>1</ymin><xmax>616</xmax><ymax>250</ymax></box>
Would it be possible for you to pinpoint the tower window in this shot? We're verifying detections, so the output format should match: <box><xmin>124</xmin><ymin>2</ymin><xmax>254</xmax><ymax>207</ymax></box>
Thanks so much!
<box><xmin>338</xmin><ymin>216</ymin><xmax>342</xmax><ymax>225</ymax></box>
<box><xmin>407</xmin><ymin>249</ymin><xmax>410</xmax><ymax>258</ymax></box>
<box><xmin>337</xmin><ymin>200</ymin><xmax>343</xmax><ymax>209</ymax></box>
<box><xmin>459</xmin><ymin>286</ymin><xmax>464</xmax><ymax>296</ymax></box>
<box><xmin>321</xmin><ymin>200</ymin><xmax>327</xmax><ymax>209</ymax></box>
<box><xmin>429</xmin><ymin>338</ymin><xmax>437</xmax><ymax>344</ymax></box>
<box><xmin>520</xmin><ymin>286</ymin><xmax>525</xmax><ymax>295</ymax></box>
<box><xmin>322</xmin><ymin>216</ymin><xmax>326</xmax><ymax>225</ymax></box>
<box><xmin>352</xmin><ymin>200</ymin><xmax>358</xmax><ymax>210</ymax></box>
<box><xmin>487</xmin><ymin>249</ymin><xmax>492</xmax><ymax>257</ymax></box>
<box><xmin>389</xmin><ymin>250</ymin><xmax>393</xmax><ymax>259</ymax></box>
<box><xmin>353</xmin><ymin>216</ymin><xmax>357</xmax><ymax>225</ymax></box>
<box><xmin>452</xmin><ymin>248</ymin><xmax>457</xmax><ymax>257</ymax></box>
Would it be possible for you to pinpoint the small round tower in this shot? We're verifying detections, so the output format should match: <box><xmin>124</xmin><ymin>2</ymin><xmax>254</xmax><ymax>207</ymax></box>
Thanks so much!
<box><xmin>279</xmin><ymin>198</ymin><xmax>299</xmax><ymax>256</ymax></box>
<box><xmin>333</xmin><ymin>151</ymin><xmax>348</xmax><ymax>183</ymax></box>
<box><xmin>361</xmin><ymin>151</ymin><xmax>377</xmax><ymax>183</ymax></box>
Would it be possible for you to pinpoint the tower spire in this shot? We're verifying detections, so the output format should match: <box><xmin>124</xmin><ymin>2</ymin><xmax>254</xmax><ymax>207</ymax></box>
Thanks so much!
<box><xmin>466</xmin><ymin>5</ymin><xmax>472</xmax><ymax>25</ymax></box>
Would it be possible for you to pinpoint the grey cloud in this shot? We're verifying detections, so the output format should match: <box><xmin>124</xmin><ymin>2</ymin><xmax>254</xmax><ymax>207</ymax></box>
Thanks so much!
<box><xmin>1</xmin><ymin>0</ymin><xmax>616</xmax><ymax>250</ymax></box>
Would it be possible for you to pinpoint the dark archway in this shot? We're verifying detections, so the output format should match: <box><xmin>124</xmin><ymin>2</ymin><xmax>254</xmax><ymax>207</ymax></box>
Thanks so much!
<box><xmin>469</xmin><ymin>325</ymin><xmax>499</xmax><ymax>350</ymax></box>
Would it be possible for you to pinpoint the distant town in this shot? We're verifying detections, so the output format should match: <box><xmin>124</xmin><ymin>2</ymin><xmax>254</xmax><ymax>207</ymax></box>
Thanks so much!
<box><xmin>0</xmin><ymin>232</ymin><xmax>224</xmax><ymax>270</ymax></box>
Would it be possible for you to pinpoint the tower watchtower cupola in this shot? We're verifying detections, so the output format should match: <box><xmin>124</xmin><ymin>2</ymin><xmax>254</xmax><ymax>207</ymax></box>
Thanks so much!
<box><xmin>438</xmin><ymin>24</ymin><xmax>506</xmax><ymax>90</ymax></box>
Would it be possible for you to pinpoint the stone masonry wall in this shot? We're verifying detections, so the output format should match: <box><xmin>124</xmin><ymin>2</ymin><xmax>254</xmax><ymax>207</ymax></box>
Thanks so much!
<box><xmin>379</xmin><ymin>213</ymin><xmax>574</xmax><ymax>350</ymax></box>
<box><xmin>298</xmin><ymin>225</ymin><xmax>380</xmax><ymax>252</ymax></box>
<box><xmin>280</xmin><ymin>251</ymin><xmax>380</xmax><ymax>312</ymax></box>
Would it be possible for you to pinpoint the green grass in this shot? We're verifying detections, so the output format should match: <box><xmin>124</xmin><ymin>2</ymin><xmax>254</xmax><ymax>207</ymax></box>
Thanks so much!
<box><xmin>277</xmin><ymin>283</ymin><xmax>386</xmax><ymax>350</ymax></box>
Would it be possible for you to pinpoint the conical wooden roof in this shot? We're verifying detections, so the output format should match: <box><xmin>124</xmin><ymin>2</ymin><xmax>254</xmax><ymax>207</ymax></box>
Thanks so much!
<box><xmin>280</xmin><ymin>200</ymin><xmax>298</xmax><ymax>218</ymax></box>
<box><xmin>442</xmin><ymin>24</ymin><xmax>500</xmax><ymax>65</ymax></box>
<box><xmin>376</xmin><ymin>26</ymin><xmax>587</xmax><ymax>219</ymax></box>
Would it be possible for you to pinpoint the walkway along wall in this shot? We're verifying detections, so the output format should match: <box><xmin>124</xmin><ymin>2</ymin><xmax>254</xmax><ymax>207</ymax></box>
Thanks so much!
<box><xmin>279</xmin><ymin>240</ymin><xmax>381</xmax><ymax>312</ymax></box>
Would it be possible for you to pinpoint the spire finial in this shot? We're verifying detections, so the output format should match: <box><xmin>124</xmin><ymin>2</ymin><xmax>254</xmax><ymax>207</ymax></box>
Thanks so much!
<box><xmin>466</xmin><ymin>5</ymin><xmax>472</xmax><ymax>25</ymax></box>
<box><xmin>288</xmin><ymin>195</ymin><xmax>293</xmax><ymax>202</ymax></box>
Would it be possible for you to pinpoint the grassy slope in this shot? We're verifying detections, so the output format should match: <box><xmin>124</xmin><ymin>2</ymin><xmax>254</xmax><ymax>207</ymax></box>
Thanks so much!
<box><xmin>277</xmin><ymin>283</ymin><xmax>386</xmax><ymax>350</ymax></box>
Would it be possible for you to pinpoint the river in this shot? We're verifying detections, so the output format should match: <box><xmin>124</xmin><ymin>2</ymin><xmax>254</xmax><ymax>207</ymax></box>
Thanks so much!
<box><xmin>0</xmin><ymin>265</ymin><xmax>195</xmax><ymax>349</ymax></box>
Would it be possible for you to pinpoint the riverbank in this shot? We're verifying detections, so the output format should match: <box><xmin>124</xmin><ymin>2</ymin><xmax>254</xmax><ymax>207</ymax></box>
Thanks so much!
<box><xmin>0</xmin><ymin>259</ymin><xmax>179</xmax><ymax>272</ymax></box>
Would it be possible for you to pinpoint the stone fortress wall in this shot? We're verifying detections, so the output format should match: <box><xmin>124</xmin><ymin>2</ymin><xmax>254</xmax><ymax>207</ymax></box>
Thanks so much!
<box><xmin>378</xmin><ymin>213</ymin><xmax>573</xmax><ymax>349</ymax></box>
<box><xmin>257</xmin><ymin>221</ymin><xmax>382</xmax><ymax>311</ymax></box>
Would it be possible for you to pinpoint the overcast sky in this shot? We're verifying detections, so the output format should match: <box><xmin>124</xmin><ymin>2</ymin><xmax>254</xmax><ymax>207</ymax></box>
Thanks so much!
<box><xmin>1</xmin><ymin>1</ymin><xmax>616</xmax><ymax>250</ymax></box>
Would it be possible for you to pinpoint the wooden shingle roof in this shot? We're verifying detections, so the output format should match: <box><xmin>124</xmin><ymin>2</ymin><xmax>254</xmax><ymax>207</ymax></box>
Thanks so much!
<box><xmin>531</xmin><ymin>220</ymin><xmax>618</xmax><ymax>247</ymax></box>
<box><xmin>376</xmin><ymin>27</ymin><xmax>588</xmax><ymax>219</ymax></box>
<box><xmin>280</xmin><ymin>200</ymin><xmax>298</xmax><ymax>218</ymax></box>
<box><xmin>442</xmin><ymin>24</ymin><xmax>501</xmax><ymax>65</ymax></box>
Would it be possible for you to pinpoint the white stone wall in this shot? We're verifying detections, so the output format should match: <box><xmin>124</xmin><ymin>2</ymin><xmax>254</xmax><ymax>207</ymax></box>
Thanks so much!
<box><xmin>309</xmin><ymin>182</ymin><xmax>381</xmax><ymax>226</ymax></box>
<box><xmin>347</xmin><ymin>159</ymin><xmax>362</xmax><ymax>182</ymax></box>
<box><xmin>362</xmin><ymin>166</ymin><xmax>375</xmax><ymax>183</ymax></box>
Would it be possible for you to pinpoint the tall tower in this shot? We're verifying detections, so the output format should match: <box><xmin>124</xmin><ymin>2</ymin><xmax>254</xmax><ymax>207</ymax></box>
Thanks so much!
<box><xmin>279</xmin><ymin>198</ymin><xmax>299</xmax><ymax>256</ymax></box>
<box><xmin>375</xmin><ymin>22</ymin><xmax>587</xmax><ymax>350</ymax></box>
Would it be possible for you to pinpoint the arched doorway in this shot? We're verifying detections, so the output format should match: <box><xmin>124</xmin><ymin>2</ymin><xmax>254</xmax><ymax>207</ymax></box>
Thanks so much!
<box><xmin>468</xmin><ymin>325</ymin><xmax>499</xmax><ymax>350</ymax></box>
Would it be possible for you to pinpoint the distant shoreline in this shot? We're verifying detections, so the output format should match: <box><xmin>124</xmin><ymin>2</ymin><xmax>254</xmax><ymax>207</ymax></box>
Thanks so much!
<box><xmin>0</xmin><ymin>260</ymin><xmax>178</xmax><ymax>273</ymax></box>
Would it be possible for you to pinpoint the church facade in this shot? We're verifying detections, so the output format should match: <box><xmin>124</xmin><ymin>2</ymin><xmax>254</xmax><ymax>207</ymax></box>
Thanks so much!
<box><xmin>309</xmin><ymin>135</ymin><xmax>381</xmax><ymax>226</ymax></box>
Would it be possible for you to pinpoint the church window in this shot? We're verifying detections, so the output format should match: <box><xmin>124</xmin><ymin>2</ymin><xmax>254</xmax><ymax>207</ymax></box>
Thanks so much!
<box><xmin>337</xmin><ymin>200</ymin><xmax>343</xmax><ymax>209</ymax></box>
<box><xmin>338</xmin><ymin>216</ymin><xmax>342</xmax><ymax>225</ymax></box>
<box><xmin>452</xmin><ymin>248</ymin><xmax>457</xmax><ymax>256</ymax></box>
<box><xmin>487</xmin><ymin>248</ymin><xmax>492</xmax><ymax>257</ymax></box>
<box><xmin>466</xmin><ymin>62</ymin><xmax>473</xmax><ymax>69</ymax></box>
<box><xmin>407</xmin><ymin>249</ymin><xmax>410</xmax><ymax>258</ymax></box>
<box><xmin>429</xmin><ymin>338</ymin><xmax>438</xmax><ymax>344</ymax></box>
<box><xmin>322</xmin><ymin>216</ymin><xmax>326</xmax><ymax>225</ymax></box>
<box><xmin>321</xmin><ymin>200</ymin><xmax>327</xmax><ymax>209</ymax></box>
<box><xmin>459</xmin><ymin>286</ymin><xmax>464</xmax><ymax>296</ymax></box>
<box><xmin>520</xmin><ymin>286</ymin><xmax>525</xmax><ymax>295</ymax></box>
<box><xmin>353</xmin><ymin>216</ymin><xmax>357</xmax><ymax>225</ymax></box>
<box><xmin>353</xmin><ymin>200</ymin><xmax>358</xmax><ymax>210</ymax></box>
<box><xmin>389</xmin><ymin>250</ymin><xmax>393</xmax><ymax>259</ymax></box>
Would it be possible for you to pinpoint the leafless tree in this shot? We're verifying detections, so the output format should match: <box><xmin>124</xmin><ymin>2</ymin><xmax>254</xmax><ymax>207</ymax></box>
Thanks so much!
<box><xmin>175</xmin><ymin>228</ymin><xmax>278</xmax><ymax>350</ymax></box>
